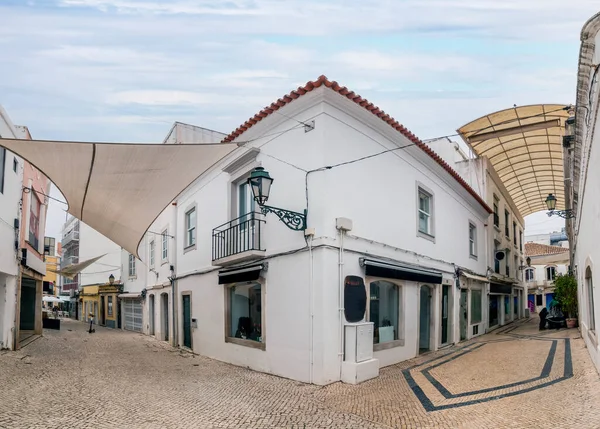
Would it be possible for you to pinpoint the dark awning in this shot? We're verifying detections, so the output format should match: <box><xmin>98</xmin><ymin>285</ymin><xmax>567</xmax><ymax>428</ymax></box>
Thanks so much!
<box><xmin>490</xmin><ymin>282</ymin><xmax>512</xmax><ymax>295</ymax></box>
<box><xmin>359</xmin><ymin>258</ymin><xmax>443</xmax><ymax>284</ymax></box>
<box><xmin>218</xmin><ymin>263</ymin><xmax>266</xmax><ymax>285</ymax></box>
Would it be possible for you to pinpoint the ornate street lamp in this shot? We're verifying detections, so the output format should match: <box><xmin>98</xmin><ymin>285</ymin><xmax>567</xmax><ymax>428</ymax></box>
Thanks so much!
<box><xmin>545</xmin><ymin>194</ymin><xmax>575</xmax><ymax>219</ymax></box>
<box><xmin>247</xmin><ymin>167</ymin><xmax>307</xmax><ymax>231</ymax></box>
<box><xmin>109</xmin><ymin>274</ymin><xmax>115</xmax><ymax>285</ymax></box>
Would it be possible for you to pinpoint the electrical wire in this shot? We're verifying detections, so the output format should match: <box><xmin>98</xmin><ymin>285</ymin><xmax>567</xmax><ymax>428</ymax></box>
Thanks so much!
<box><xmin>22</xmin><ymin>186</ymin><xmax>67</xmax><ymax>205</ymax></box>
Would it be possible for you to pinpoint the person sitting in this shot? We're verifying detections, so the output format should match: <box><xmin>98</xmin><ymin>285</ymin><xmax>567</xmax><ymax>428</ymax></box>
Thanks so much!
<box><xmin>539</xmin><ymin>307</ymin><xmax>548</xmax><ymax>330</ymax></box>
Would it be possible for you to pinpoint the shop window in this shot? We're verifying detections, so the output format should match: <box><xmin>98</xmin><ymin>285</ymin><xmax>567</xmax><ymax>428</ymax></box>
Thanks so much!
<box><xmin>344</xmin><ymin>276</ymin><xmax>366</xmax><ymax>323</ymax></box>
<box><xmin>471</xmin><ymin>289</ymin><xmax>482</xmax><ymax>324</ymax></box>
<box><xmin>227</xmin><ymin>282</ymin><xmax>263</xmax><ymax>347</ymax></box>
<box><xmin>108</xmin><ymin>296</ymin><xmax>113</xmax><ymax>316</ymax></box>
<box><xmin>369</xmin><ymin>280</ymin><xmax>400</xmax><ymax>345</ymax></box>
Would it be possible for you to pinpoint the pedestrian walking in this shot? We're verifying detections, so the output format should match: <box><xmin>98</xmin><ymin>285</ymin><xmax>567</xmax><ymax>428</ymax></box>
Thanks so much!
<box><xmin>88</xmin><ymin>312</ymin><xmax>95</xmax><ymax>333</ymax></box>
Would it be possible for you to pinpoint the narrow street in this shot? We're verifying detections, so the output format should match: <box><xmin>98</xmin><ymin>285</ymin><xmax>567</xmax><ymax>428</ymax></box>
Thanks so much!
<box><xmin>1</xmin><ymin>318</ymin><xmax>599</xmax><ymax>429</ymax></box>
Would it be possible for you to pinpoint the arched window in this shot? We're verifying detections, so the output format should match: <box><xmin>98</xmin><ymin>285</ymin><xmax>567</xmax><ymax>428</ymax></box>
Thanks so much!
<box><xmin>525</xmin><ymin>268</ymin><xmax>535</xmax><ymax>282</ymax></box>
<box><xmin>546</xmin><ymin>265</ymin><xmax>557</xmax><ymax>281</ymax></box>
<box><xmin>368</xmin><ymin>280</ymin><xmax>400</xmax><ymax>345</ymax></box>
<box><xmin>586</xmin><ymin>266</ymin><xmax>595</xmax><ymax>333</ymax></box>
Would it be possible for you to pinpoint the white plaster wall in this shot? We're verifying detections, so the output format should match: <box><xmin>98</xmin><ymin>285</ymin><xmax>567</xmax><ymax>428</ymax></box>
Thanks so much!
<box><xmin>145</xmin><ymin>288</ymin><xmax>171</xmax><ymax>340</ymax></box>
<box><xmin>0</xmin><ymin>107</ymin><xmax>25</xmax><ymax>350</ymax></box>
<box><xmin>78</xmin><ymin>221</ymin><xmax>122</xmax><ymax>286</ymax></box>
<box><xmin>574</xmin><ymin>29</ymin><xmax>600</xmax><ymax>375</ymax></box>
<box><xmin>120</xmin><ymin>235</ymin><xmax>148</xmax><ymax>294</ymax></box>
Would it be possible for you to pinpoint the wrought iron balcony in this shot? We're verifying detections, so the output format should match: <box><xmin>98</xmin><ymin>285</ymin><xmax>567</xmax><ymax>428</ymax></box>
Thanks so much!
<box><xmin>212</xmin><ymin>213</ymin><xmax>265</xmax><ymax>266</ymax></box>
<box><xmin>62</xmin><ymin>255</ymin><xmax>79</xmax><ymax>266</ymax></box>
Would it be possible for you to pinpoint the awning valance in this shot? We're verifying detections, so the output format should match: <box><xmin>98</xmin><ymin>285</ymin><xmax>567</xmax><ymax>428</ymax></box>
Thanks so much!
<box><xmin>359</xmin><ymin>258</ymin><xmax>443</xmax><ymax>284</ymax></box>
<box><xmin>118</xmin><ymin>293</ymin><xmax>142</xmax><ymax>299</ymax></box>
<box><xmin>218</xmin><ymin>263</ymin><xmax>266</xmax><ymax>285</ymax></box>
<box><xmin>0</xmin><ymin>137</ymin><xmax>237</xmax><ymax>259</ymax></box>
<box><xmin>460</xmin><ymin>271</ymin><xmax>489</xmax><ymax>283</ymax></box>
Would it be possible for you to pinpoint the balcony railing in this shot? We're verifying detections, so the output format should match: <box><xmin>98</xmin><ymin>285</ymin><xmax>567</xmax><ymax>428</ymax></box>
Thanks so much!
<box><xmin>63</xmin><ymin>255</ymin><xmax>79</xmax><ymax>266</ymax></box>
<box><xmin>62</xmin><ymin>230</ymin><xmax>80</xmax><ymax>246</ymax></box>
<box><xmin>212</xmin><ymin>213</ymin><xmax>265</xmax><ymax>265</ymax></box>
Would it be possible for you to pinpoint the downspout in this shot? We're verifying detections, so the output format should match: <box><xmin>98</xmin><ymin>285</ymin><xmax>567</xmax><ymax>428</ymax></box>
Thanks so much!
<box><xmin>308</xmin><ymin>235</ymin><xmax>314</xmax><ymax>384</ymax></box>
<box><xmin>338</xmin><ymin>229</ymin><xmax>345</xmax><ymax>380</ymax></box>
<box><xmin>172</xmin><ymin>203</ymin><xmax>178</xmax><ymax>348</ymax></box>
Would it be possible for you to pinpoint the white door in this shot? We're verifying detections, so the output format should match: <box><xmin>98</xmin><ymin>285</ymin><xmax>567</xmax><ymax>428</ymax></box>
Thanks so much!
<box><xmin>123</xmin><ymin>299</ymin><xmax>143</xmax><ymax>332</ymax></box>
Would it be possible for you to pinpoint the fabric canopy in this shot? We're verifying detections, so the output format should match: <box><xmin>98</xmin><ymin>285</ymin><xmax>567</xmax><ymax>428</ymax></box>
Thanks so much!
<box><xmin>42</xmin><ymin>296</ymin><xmax>62</xmax><ymax>303</ymax></box>
<box><xmin>457</xmin><ymin>105</ymin><xmax>571</xmax><ymax>217</ymax></box>
<box><xmin>48</xmin><ymin>254</ymin><xmax>107</xmax><ymax>279</ymax></box>
<box><xmin>0</xmin><ymin>138</ymin><xmax>237</xmax><ymax>258</ymax></box>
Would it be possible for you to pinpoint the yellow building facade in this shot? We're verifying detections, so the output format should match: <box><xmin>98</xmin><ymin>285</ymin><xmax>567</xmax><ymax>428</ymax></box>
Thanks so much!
<box><xmin>79</xmin><ymin>283</ymin><xmax>122</xmax><ymax>328</ymax></box>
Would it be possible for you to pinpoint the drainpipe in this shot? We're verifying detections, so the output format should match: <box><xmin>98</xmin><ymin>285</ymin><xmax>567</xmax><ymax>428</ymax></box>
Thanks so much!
<box><xmin>171</xmin><ymin>202</ymin><xmax>178</xmax><ymax>348</ymax></box>
<box><xmin>308</xmin><ymin>234</ymin><xmax>314</xmax><ymax>384</ymax></box>
<box><xmin>338</xmin><ymin>229</ymin><xmax>345</xmax><ymax>380</ymax></box>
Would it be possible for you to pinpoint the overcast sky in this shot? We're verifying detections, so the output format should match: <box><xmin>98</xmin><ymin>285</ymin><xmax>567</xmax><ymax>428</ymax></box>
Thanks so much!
<box><xmin>2</xmin><ymin>0</ymin><xmax>594</xmax><ymax>240</ymax></box>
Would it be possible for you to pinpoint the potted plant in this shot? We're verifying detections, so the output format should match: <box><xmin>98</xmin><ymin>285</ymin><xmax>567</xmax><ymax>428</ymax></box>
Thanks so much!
<box><xmin>553</xmin><ymin>274</ymin><xmax>578</xmax><ymax>328</ymax></box>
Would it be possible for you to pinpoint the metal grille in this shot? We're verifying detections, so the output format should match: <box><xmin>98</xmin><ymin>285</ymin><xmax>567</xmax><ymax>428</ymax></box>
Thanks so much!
<box><xmin>123</xmin><ymin>299</ymin><xmax>143</xmax><ymax>332</ymax></box>
<box><xmin>212</xmin><ymin>213</ymin><xmax>265</xmax><ymax>261</ymax></box>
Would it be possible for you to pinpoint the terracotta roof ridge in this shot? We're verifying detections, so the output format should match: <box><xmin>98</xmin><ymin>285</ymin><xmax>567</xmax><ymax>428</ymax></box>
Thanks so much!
<box><xmin>222</xmin><ymin>75</ymin><xmax>492</xmax><ymax>214</ymax></box>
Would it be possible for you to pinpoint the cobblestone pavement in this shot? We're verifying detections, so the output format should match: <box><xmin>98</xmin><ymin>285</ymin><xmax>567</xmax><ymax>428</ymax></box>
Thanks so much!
<box><xmin>1</xmin><ymin>318</ymin><xmax>600</xmax><ymax>429</ymax></box>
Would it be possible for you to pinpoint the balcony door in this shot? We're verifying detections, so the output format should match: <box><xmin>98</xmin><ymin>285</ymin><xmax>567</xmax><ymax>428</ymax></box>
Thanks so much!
<box><xmin>238</xmin><ymin>182</ymin><xmax>256</xmax><ymax>224</ymax></box>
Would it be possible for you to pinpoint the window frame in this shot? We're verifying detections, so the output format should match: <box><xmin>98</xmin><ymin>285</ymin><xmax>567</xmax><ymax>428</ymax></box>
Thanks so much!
<box><xmin>513</xmin><ymin>222</ymin><xmax>517</xmax><ymax>246</ymax></box>
<box><xmin>586</xmin><ymin>266</ymin><xmax>596</xmax><ymax>334</ymax></box>
<box><xmin>545</xmin><ymin>265</ymin><xmax>557</xmax><ymax>282</ymax></box>
<box><xmin>505</xmin><ymin>250</ymin><xmax>510</xmax><ymax>277</ymax></box>
<box><xmin>107</xmin><ymin>296</ymin><xmax>113</xmax><ymax>316</ymax></box>
<box><xmin>128</xmin><ymin>254</ymin><xmax>136</xmax><ymax>278</ymax></box>
<box><xmin>184</xmin><ymin>206</ymin><xmax>197</xmax><ymax>250</ymax></box>
<box><xmin>28</xmin><ymin>193</ymin><xmax>41</xmax><ymax>251</ymax></box>
<box><xmin>468</xmin><ymin>221</ymin><xmax>477</xmax><ymax>259</ymax></box>
<box><xmin>504</xmin><ymin>209</ymin><xmax>510</xmax><ymax>238</ymax></box>
<box><xmin>366</xmin><ymin>277</ymin><xmax>404</xmax><ymax>351</ymax></box>
<box><xmin>525</xmin><ymin>268</ymin><xmax>535</xmax><ymax>282</ymax></box>
<box><xmin>224</xmin><ymin>278</ymin><xmax>266</xmax><ymax>350</ymax></box>
<box><xmin>161</xmin><ymin>229</ymin><xmax>168</xmax><ymax>262</ymax></box>
<box><xmin>493</xmin><ymin>195</ymin><xmax>500</xmax><ymax>228</ymax></box>
<box><xmin>416</xmin><ymin>183</ymin><xmax>435</xmax><ymax>241</ymax></box>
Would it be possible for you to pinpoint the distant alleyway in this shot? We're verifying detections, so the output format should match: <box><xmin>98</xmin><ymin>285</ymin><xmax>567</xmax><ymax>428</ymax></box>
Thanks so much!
<box><xmin>1</xmin><ymin>318</ymin><xmax>599</xmax><ymax>429</ymax></box>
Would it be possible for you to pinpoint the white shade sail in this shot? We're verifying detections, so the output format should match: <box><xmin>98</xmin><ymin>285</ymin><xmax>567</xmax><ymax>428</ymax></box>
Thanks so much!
<box><xmin>42</xmin><ymin>296</ymin><xmax>62</xmax><ymax>303</ymax></box>
<box><xmin>0</xmin><ymin>138</ymin><xmax>237</xmax><ymax>258</ymax></box>
<box><xmin>457</xmin><ymin>105</ymin><xmax>571</xmax><ymax>217</ymax></box>
<box><xmin>48</xmin><ymin>254</ymin><xmax>107</xmax><ymax>279</ymax></box>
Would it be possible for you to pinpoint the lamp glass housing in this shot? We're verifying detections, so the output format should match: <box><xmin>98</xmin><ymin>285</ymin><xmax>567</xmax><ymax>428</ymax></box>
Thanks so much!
<box><xmin>248</xmin><ymin>167</ymin><xmax>273</xmax><ymax>205</ymax></box>
<box><xmin>545</xmin><ymin>194</ymin><xmax>557</xmax><ymax>211</ymax></box>
<box><xmin>109</xmin><ymin>274</ymin><xmax>115</xmax><ymax>285</ymax></box>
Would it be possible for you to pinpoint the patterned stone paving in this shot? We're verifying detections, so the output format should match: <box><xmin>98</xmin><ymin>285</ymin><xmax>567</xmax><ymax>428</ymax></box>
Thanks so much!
<box><xmin>1</xmin><ymin>317</ymin><xmax>600</xmax><ymax>428</ymax></box>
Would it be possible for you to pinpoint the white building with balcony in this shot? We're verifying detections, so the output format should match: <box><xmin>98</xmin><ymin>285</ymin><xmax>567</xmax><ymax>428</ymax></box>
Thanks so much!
<box><xmin>524</xmin><ymin>242</ymin><xmax>569</xmax><ymax>314</ymax></box>
<box><xmin>0</xmin><ymin>106</ymin><xmax>25</xmax><ymax>350</ymax></box>
<box><xmin>155</xmin><ymin>76</ymin><xmax>492</xmax><ymax>385</ymax></box>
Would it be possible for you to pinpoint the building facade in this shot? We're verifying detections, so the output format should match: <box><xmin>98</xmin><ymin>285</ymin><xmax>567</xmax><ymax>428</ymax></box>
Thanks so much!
<box><xmin>120</xmin><ymin>78</ymin><xmax>492</xmax><ymax>385</ymax></box>
<box><xmin>568</xmin><ymin>11</ymin><xmax>600</xmax><ymax>375</ymax></box>
<box><xmin>524</xmin><ymin>242</ymin><xmax>569</xmax><ymax>314</ymax></box>
<box><xmin>0</xmin><ymin>107</ymin><xmax>24</xmax><ymax>350</ymax></box>
<box><xmin>429</xmin><ymin>139</ymin><xmax>528</xmax><ymax>333</ymax></box>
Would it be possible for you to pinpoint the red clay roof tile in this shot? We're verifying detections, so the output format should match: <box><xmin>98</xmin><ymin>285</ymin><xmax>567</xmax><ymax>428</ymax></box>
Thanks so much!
<box><xmin>525</xmin><ymin>242</ymin><xmax>569</xmax><ymax>257</ymax></box>
<box><xmin>222</xmin><ymin>75</ymin><xmax>493</xmax><ymax>214</ymax></box>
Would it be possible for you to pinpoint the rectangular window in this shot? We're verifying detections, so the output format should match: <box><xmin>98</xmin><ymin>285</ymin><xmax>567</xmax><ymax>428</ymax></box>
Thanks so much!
<box><xmin>513</xmin><ymin>222</ymin><xmax>517</xmax><ymax>245</ymax></box>
<box><xmin>471</xmin><ymin>289</ymin><xmax>482</xmax><ymax>324</ymax></box>
<box><xmin>369</xmin><ymin>280</ymin><xmax>400</xmax><ymax>345</ymax></box>
<box><xmin>29</xmin><ymin>194</ymin><xmax>40</xmax><ymax>250</ymax></box>
<box><xmin>536</xmin><ymin>294</ymin><xmax>543</xmax><ymax>306</ymax></box>
<box><xmin>227</xmin><ymin>282</ymin><xmax>263</xmax><ymax>346</ymax></box>
<box><xmin>149</xmin><ymin>241</ymin><xmax>155</xmax><ymax>266</ymax></box>
<box><xmin>108</xmin><ymin>296</ymin><xmax>113</xmax><ymax>316</ymax></box>
<box><xmin>514</xmin><ymin>256</ymin><xmax>519</xmax><ymax>279</ymax></box>
<box><xmin>128</xmin><ymin>254</ymin><xmax>136</xmax><ymax>277</ymax></box>
<box><xmin>0</xmin><ymin>148</ymin><xmax>5</xmax><ymax>194</ymax></box>
<box><xmin>525</xmin><ymin>268</ymin><xmax>535</xmax><ymax>282</ymax></box>
<box><xmin>505</xmin><ymin>250</ymin><xmax>510</xmax><ymax>276</ymax></box>
<box><xmin>546</xmin><ymin>266</ymin><xmax>556</xmax><ymax>281</ymax></box>
<box><xmin>493</xmin><ymin>196</ymin><xmax>499</xmax><ymax>227</ymax></box>
<box><xmin>13</xmin><ymin>157</ymin><xmax>17</xmax><ymax>173</ymax></box>
<box><xmin>519</xmin><ymin>230</ymin><xmax>523</xmax><ymax>251</ymax></box>
<box><xmin>418</xmin><ymin>188</ymin><xmax>432</xmax><ymax>236</ymax></box>
<box><xmin>185</xmin><ymin>207</ymin><xmax>196</xmax><ymax>247</ymax></box>
<box><xmin>469</xmin><ymin>223</ymin><xmax>477</xmax><ymax>257</ymax></box>
<box><xmin>161</xmin><ymin>230</ymin><xmax>168</xmax><ymax>261</ymax></box>
<box><xmin>494</xmin><ymin>242</ymin><xmax>500</xmax><ymax>274</ymax></box>
<box><xmin>504</xmin><ymin>210</ymin><xmax>510</xmax><ymax>238</ymax></box>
